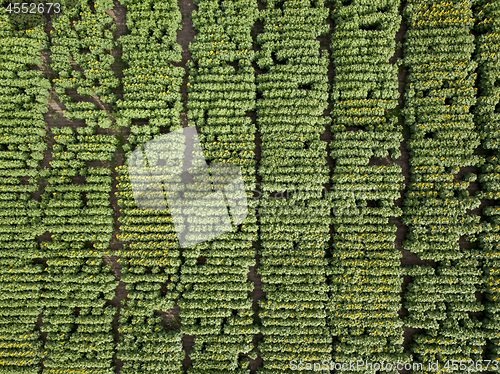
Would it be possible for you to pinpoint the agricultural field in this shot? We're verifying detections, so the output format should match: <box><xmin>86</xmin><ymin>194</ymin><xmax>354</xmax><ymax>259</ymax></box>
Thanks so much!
<box><xmin>0</xmin><ymin>0</ymin><xmax>499</xmax><ymax>372</ymax></box>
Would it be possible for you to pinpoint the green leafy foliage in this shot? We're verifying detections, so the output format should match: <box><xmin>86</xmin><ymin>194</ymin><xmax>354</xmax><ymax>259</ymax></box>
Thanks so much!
<box><xmin>255</xmin><ymin>0</ymin><xmax>331</xmax><ymax>372</ymax></box>
<box><xmin>112</xmin><ymin>1</ymin><xmax>185</xmax><ymax>372</ymax></box>
<box><xmin>0</xmin><ymin>11</ymin><xmax>48</xmax><ymax>373</ymax></box>
<box><xmin>180</xmin><ymin>0</ymin><xmax>258</xmax><ymax>371</ymax></box>
<box><xmin>328</xmin><ymin>0</ymin><xmax>407</xmax><ymax>368</ymax></box>
<box><xmin>474</xmin><ymin>0</ymin><xmax>500</xmax><ymax>364</ymax></box>
<box><xmin>116</xmin><ymin>0</ymin><xmax>183</xmax><ymax>154</ymax></box>
<box><xmin>402</xmin><ymin>0</ymin><xmax>487</xmax><ymax>369</ymax></box>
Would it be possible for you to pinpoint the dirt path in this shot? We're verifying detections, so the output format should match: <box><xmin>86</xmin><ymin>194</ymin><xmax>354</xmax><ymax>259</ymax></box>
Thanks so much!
<box><xmin>391</xmin><ymin>7</ymin><xmax>428</xmax><ymax>367</ymax></box>
<box><xmin>177</xmin><ymin>0</ymin><xmax>196</xmax><ymax>128</ymax></box>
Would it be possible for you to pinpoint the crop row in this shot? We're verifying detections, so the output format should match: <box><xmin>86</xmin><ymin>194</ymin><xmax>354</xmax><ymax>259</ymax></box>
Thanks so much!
<box><xmin>116</xmin><ymin>0</ymin><xmax>184</xmax><ymax>149</ymax></box>
<box><xmin>113</xmin><ymin>0</ymin><xmax>184</xmax><ymax>372</ymax></box>
<box><xmin>402</xmin><ymin>0</ymin><xmax>486</xmax><ymax>369</ymax></box>
<box><xmin>39</xmin><ymin>1</ymin><xmax>119</xmax><ymax>372</ymax></box>
<box><xmin>183</xmin><ymin>0</ymin><xmax>258</xmax><ymax>371</ymax></box>
<box><xmin>0</xmin><ymin>12</ymin><xmax>48</xmax><ymax>373</ymax></box>
<box><xmin>475</xmin><ymin>0</ymin><xmax>500</xmax><ymax>364</ymax></box>
<box><xmin>256</xmin><ymin>0</ymin><xmax>331</xmax><ymax>372</ymax></box>
<box><xmin>328</xmin><ymin>0</ymin><xmax>407</xmax><ymax>369</ymax></box>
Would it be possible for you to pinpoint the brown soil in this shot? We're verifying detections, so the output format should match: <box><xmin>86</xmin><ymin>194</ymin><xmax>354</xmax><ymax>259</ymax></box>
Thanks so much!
<box><xmin>248</xmin><ymin>257</ymin><xmax>264</xmax><ymax>371</ymax></box>
<box><xmin>182</xmin><ymin>334</ymin><xmax>195</xmax><ymax>371</ymax></box>
<box><xmin>389</xmin><ymin>12</ymin><xmax>428</xmax><ymax>369</ymax></box>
